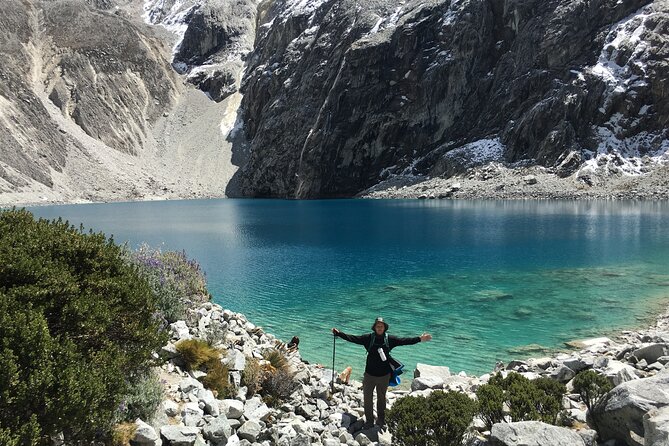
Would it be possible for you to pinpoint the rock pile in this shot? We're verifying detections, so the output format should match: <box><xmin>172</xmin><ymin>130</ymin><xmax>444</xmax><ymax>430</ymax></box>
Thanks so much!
<box><xmin>129</xmin><ymin>300</ymin><xmax>669</xmax><ymax>446</ymax></box>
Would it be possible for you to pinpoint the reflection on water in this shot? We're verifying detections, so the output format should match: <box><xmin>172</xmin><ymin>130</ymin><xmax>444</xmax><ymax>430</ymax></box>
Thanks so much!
<box><xmin>27</xmin><ymin>199</ymin><xmax>669</xmax><ymax>375</ymax></box>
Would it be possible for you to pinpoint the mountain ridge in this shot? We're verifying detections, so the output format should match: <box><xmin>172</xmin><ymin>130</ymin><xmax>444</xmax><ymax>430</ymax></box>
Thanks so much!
<box><xmin>0</xmin><ymin>0</ymin><xmax>667</xmax><ymax>204</ymax></box>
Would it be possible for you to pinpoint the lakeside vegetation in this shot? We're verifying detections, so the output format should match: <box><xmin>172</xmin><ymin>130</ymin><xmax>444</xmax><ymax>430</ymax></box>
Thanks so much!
<box><xmin>0</xmin><ymin>209</ymin><xmax>206</xmax><ymax>445</ymax></box>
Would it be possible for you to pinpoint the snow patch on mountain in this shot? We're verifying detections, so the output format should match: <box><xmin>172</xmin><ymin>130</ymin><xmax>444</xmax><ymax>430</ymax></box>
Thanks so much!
<box><xmin>443</xmin><ymin>138</ymin><xmax>506</xmax><ymax>168</ymax></box>
<box><xmin>587</xmin><ymin>7</ymin><xmax>653</xmax><ymax>93</ymax></box>
<box><xmin>143</xmin><ymin>0</ymin><xmax>196</xmax><ymax>55</ymax></box>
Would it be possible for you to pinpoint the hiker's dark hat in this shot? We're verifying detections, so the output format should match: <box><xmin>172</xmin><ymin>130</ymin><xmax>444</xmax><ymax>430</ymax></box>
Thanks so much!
<box><xmin>371</xmin><ymin>317</ymin><xmax>389</xmax><ymax>332</ymax></box>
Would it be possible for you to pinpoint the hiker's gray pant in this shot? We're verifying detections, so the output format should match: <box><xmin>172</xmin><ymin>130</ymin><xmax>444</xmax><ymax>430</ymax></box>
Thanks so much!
<box><xmin>363</xmin><ymin>373</ymin><xmax>390</xmax><ymax>425</ymax></box>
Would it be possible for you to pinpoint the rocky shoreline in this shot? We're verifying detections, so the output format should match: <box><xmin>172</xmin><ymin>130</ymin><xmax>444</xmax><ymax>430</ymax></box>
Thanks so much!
<box><xmin>125</xmin><ymin>293</ymin><xmax>669</xmax><ymax>446</ymax></box>
<box><xmin>361</xmin><ymin>163</ymin><xmax>669</xmax><ymax>201</ymax></box>
<box><xmin>4</xmin><ymin>162</ymin><xmax>669</xmax><ymax>208</ymax></box>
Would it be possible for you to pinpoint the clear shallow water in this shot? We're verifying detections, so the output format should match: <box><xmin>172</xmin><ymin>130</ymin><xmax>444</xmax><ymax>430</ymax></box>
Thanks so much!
<box><xmin>26</xmin><ymin>199</ymin><xmax>669</xmax><ymax>377</ymax></box>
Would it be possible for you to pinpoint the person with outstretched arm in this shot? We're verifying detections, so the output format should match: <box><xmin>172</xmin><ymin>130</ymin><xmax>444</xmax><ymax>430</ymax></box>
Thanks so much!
<box><xmin>332</xmin><ymin>317</ymin><xmax>432</xmax><ymax>429</ymax></box>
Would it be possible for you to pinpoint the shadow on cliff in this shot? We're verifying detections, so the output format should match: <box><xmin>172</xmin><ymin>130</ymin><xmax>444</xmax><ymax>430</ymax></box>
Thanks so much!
<box><xmin>224</xmin><ymin>113</ymin><xmax>251</xmax><ymax>198</ymax></box>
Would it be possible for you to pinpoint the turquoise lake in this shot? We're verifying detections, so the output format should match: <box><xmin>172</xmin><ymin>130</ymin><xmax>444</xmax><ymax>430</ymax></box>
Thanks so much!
<box><xmin>26</xmin><ymin>199</ymin><xmax>669</xmax><ymax>377</ymax></box>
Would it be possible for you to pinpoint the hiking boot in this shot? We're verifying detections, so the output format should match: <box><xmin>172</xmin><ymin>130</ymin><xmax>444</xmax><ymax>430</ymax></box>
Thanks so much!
<box><xmin>362</xmin><ymin>422</ymin><xmax>374</xmax><ymax>430</ymax></box>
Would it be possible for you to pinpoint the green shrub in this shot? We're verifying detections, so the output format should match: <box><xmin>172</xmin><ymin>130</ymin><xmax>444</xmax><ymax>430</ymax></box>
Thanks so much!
<box><xmin>387</xmin><ymin>394</ymin><xmax>430</xmax><ymax>446</ymax></box>
<box><xmin>388</xmin><ymin>391</ymin><xmax>477</xmax><ymax>446</ymax></box>
<box><xmin>130</xmin><ymin>245</ymin><xmax>209</xmax><ymax>322</ymax></box>
<box><xmin>0</xmin><ymin>209</ymin><xmax>167</xmax><ymax>444</ymax></box>
<box><xmin>118</xmin><ymin>369</ymin><xmax>164</xmax><ymax>422</ymax></box>
<box><xmin>476</xmin><ymin>383</ymin><xmax>505</xmax><ymax>430</ymax></box>
<box><xmin>477</xmin><ymin>372</ymin><xmax>567</xmax><ymax>426</ymax></box>
<box><xmin>572</xmin><ymin>370</ymin><xmax>613</xmax><ymax>434</ymax></box>
<box><xmin>533</xmin><ymin>377</ymin><xmax>567</xmax><ymax>424</ymax></box>
<box><xmin>176</xmin><ymin>339</ymin><xmax>221</xmax><ymax>371</ymax></box>
<box><xmin>572</xmin><ymin>370</ymin><xmax>612</xmax><ymax>413</ymax></box>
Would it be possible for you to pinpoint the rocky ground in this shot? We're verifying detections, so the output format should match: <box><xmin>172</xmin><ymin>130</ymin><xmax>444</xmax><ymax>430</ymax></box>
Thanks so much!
<box><xmin>125</xmin><ymin>293</ymin><xmax>669</xmax><ymax>446</ymax></box>
<box><xmin>362</xmin><ymin>162</ymin><xmax>669</xmax><ymax>201</ymax></box>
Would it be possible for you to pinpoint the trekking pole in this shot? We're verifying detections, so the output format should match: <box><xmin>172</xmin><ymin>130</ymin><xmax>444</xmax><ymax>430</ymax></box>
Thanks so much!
<box><xmin>331</xmin><ymin>332</ymin><xmax>336</xmax><ymax>394</ymax></box>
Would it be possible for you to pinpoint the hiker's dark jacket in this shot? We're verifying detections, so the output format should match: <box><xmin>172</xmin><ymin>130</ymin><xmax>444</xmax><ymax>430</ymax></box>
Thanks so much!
<box><xmin>335</xmin><ymin>331</ymin><xmax>420</xmax><ymax>376</ymax></box>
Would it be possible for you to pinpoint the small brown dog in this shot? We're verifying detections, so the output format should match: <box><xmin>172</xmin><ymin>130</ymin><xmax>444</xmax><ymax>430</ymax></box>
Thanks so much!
<box><xmin>339</xmin><ymin>366</ymin><xmax>353</xmax><ymax>384</ymax></box>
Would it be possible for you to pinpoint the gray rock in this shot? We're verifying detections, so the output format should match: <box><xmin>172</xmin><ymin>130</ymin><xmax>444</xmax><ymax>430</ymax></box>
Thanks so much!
<box><xmin>244</xmin><ymin>396</ymin><xmax>271</xmax><ymax>421</ymax></box>
<box><xmin>170</xmin><ymin>321</ymin><xmax>191</xmax><ymax>340</ymax></box>
<box><xmin>549</xmin><ymin>365</ymin><xmax>576</xmax><ymax>383</ymax></box>
<box><xmin>490</xmin><ymin>421</ymin><xmax>585</xmax><ymax>446</ymax></box>
<box><xmin>644</xmin><ymin>406</ymin><xmax>669</xmax><ymax>446</ymax></box>
<box><xmin>202</xmin><ymin>417</ymin><xmax>233</xmax><ymax>445</ymax></box>
<box><xmin>600</xmin><ymin>360</ymin><xmax>639</xmax><ymax>386</ymax></box>
<box><xmin>289</xmin><ymin>433</ymin><xmax>311</xmax><ymax>446</ymax></box>
<box><xmin>593</xmin><ymin>370</ymin><xmax>669</xmax><ymax>445</ymax></box>
<box><xmin>160</xmin><ymin>343</ymin><xmax>180</xmax><ymax>360</ymax></box>
<box><xmin>179</xmin><ymin>378</ymin><xmax>204</xmax><ymax>394</ymax></box>
<box><xmin>225</xmin><ymin>349</ymin><xmax>246</xmax><ymax>371</ymax></box>
<box><xmin>133</xmin><ymin>419</ymin><xmax>161</xmax><ymax>446</ymax></box>
<box><xmin>414</xmin><ymin>363</ymin><xmax>451</xmax><ymax>381</ymax></box>
<box><xmin>523</xmin><ymin>175</ymin><xmax>538</xmax><ymax>185</ymax></box>
<box><xmin>225</xmin><ymin>434</ymin><xmax>241</xmax><ymax>446</ymax></box>
<box><xmin>355</xmin><ymin>433</ymin><xmax>372</xmax><ymax>446</ymax></box>
<box><xmin>237</xmin><ymin>420</ymin><xmax>262</xmax><ymax>442</ymax></box>
<box><xmin>296</xmin><ymin>403</ymin><xmax>318</xmax><ymax>420</ymax></box>
<box><xmin>220</xmin><ymin>399</ymin><xmax>244</xmax><ymax>419</ymax></box>
<box><xmin>411</xmin><ymin>376</ymin><xmax>444</xmax><ymax>391</ymax></box>
<box><xmin>577</xmin><ymin>429</ymin><xmax>598</xmax><ymax>446</ymax></box>
<box><xmin>562</xmin><ymin>356</ymin><xmax>593</xmax><ymax>373</ymax></box>
<box><xmin>649</xmin><ymin>361</ymin><xmax>665</xmax><ymax>372</ymax></box>
<box><xmin>197</xmin><ymin>388</ymin><xmax>219</xmax><ymax>416</ymax></box>
<box><xmin>182</xmin><ymin>402</ymin><xmax>204</xmax><ymax>427</ymax></box>
<box><xmin>163</xmin><ymin>400</ymin><xmax>180</xmax><ymax>417</ymax></box>
<box><xmin>160</xmin><ymin>426</ymin><xmax>200</xmax><ymax>446</ymax></box>
<box><xmin>633</xmin><ymin>344</ymin><xmax>669</xmax><ymax>365</ymax></box>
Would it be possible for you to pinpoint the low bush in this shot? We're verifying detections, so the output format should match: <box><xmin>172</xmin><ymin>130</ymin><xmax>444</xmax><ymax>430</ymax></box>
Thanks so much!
<box><xmin>477</xmin><ymin>372</ymin><xmax>566</xmax><ymax>426</ymax></box>
<box><xmin>262</xmin><ymin>368</ymin><xmax>298</xmax><ymax>408</ymax></box>
<box><xmin>201</xmin><ymin>359</ymin><xmax>234</xmax><ymax>399</ymax></box>
<box><xmin>176</xmin><ymin>339</ymin><xmax>221</xmax><ymax>371</ymax></box>
<box><xmin>0</xmin><ymin>209</ymin><xmax>167</xmax><ymax>444</ymax></box>
<box><xmin>262</xmin><ymin>348</ymin><xmax>290</xmax><ymax>373</ymax></box>
<box><xmin>476</xmin><ymin>383</ymin><xmax>505</xmax><ymax>430</ymax></box>
<box><xmin>117</xmin><ymin>369</ymin><xmax>164</xmax><ymax>422</ymax></box>
<box><xmin>110</xmin><ymin>422</ymin><xmax>136</xmax><ymax>446</ymax></box>
<box><xmin>241</xmin><ymin>359</ymin><xmax>264</xmax><ymax>397</ymax></box>
<box><xmin>130</xmin><ymin>245</ymin><xmax>209</xmax><ymax>322</ymax></box>
<box><xmin>387</xmin><ymin>390</ymin><xmax>477</xmax><ymax>446</ymax></box>
<box><xmin>572</xmin><ymin>370</ymin><xmax>613</xmax><ymax>434</ymax></box>
<box><xmin>175</xmin><ymin>339</ymin><xmax>234</xmax><ymax>398</ymax></box>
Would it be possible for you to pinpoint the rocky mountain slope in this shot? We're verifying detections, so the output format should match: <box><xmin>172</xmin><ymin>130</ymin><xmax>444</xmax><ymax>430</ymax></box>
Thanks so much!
<box><xmin>0</xmin><ymin>0</ymin><xmax>241</xmax><ymax>205</ymax></box>
<box><xmin>0</xmin><ymin>0</ymin><xmax>667</xmax><ymax>203</ymax></box>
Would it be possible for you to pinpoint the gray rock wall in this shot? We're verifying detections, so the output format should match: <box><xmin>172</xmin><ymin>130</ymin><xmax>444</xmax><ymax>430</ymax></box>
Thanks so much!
<box><xmin>236</xmin><ymin>0</ymin><xmax>669</xmax><ymax>197</ymax></box>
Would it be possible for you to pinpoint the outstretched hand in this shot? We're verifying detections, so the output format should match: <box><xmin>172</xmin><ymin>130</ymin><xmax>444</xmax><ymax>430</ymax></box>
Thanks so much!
<box><xmin>332</xmin><ymin>328</ymin><xmax>340</xmax><ymax>335</ymax></box>
<box><xmin>420</xmin><ymin>333</ymin><xmax>432</xmax><ymax>342</ymax></box>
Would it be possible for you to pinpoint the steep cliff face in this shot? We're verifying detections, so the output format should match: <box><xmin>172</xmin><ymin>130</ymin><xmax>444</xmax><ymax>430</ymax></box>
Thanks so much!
<box><xmin>236</xmin><ymin>0</ymin><xmax>669</xmax><ymax>197</ymax></box>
